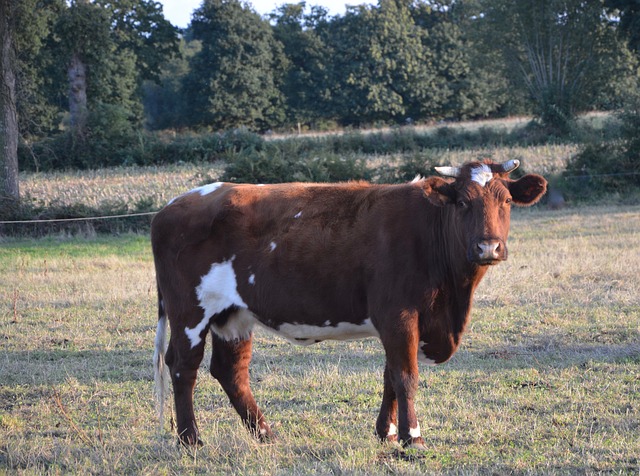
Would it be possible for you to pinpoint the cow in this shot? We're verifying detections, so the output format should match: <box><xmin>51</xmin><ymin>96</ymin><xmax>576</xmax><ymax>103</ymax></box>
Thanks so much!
<box><xmin>151</xmin><ymin>159</ymin><xmax>547</xmax><ymax>449</ymax></box>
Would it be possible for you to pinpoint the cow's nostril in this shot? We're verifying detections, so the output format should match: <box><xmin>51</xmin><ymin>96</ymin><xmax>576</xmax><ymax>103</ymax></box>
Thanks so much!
<box><xmin>476</xmin><ymin>241</ymin><xmax>501</xmax><ymax>260</ymax></box>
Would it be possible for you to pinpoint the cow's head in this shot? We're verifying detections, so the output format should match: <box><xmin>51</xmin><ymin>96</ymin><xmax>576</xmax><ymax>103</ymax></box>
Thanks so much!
<box><xmin>423</xmin><ymin>160</ymin><xmax>547</xmax><ymax>265</ymax></box>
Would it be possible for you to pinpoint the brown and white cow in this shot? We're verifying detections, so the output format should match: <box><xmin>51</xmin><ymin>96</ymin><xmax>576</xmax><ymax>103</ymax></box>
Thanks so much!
<box><xmin>151</xmin><ymin>159</ymin><xmax>547</xmax><ymax>449</ymax></box>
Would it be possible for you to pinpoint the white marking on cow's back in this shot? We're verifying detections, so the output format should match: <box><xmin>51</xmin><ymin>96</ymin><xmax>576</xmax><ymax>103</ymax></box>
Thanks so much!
<box><xmin>470</xmin><ymin>164</ymin><xmax>493</xmax><ymax>187</ymax></box>
<box><xmin>168</xmin><ymin>182</ymin><xmax>224</xmax><ymax>205</ymax></box>
<box><xmin>187</xmin><ymin>256</ymin><xmax>247</xmax><ymax>348</ymax></box>
<box><xmin>409</xmin><ymin>424</ymin><xmax>421</xmax><ymax>438</ymax></box>
<box><xmin>418</xmin><ymin>341</ymin><xmax>437</xmax><ymax>365</ymax></box>
<box><xmin>276</xmin><ymin>319</ymin><xmax>379</xmax><ymax>345</ymax></box>
<box><xmin>269</xmin><ymin>242</ymin><xmax>277</xmax><ymax>252</ymax></box>
<box><xmin>196</xmin><ymin>182</ymin><xmax>224</xmax><ymax>196</ymax></box>
<box><xmin>294</xmin><ymin>211</ymin><xmax>302</xmax><ymax>218</ymax></box>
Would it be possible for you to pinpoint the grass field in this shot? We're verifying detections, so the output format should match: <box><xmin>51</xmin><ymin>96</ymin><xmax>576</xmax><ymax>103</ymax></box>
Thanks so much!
<box><xmin>1</xmin><ymin>201</ymin><xmax>638</xmax><ymax>474</ymax></box>
<box><xmin>18</xmin><ymin>142</ymin><xmax>576</xmax><ymax>212</ymax></box>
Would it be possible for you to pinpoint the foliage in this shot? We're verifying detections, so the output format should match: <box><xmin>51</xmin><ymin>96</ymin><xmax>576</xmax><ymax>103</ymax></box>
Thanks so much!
<box><xmin>21</xmin><ymin>112</ymin><xmax>605</xmax><ymax>175</ymax></box>
<box><xmin>10</xmin><ymin>0</ymin><xmax>640</xmax><ymax>141</ymax></box>
<box><xmin>11</xmin><ymin>0</ymin><xmax>64</xmax><ymax>138</ymax></box>
<box><xmin>182</xmin><ymin>0</ymin><xmax>286</xmax><ymax>131</ymax></box>
<box><xmin>606</xmin><ymin>0</ymin><xmax>640</xmax><ymax>55</ymax></box>
<box><xmin>270</xmin><ymin>3</ymin><xmax>334</xmax><ymax>127</ymax></box>
<box><xmin>326</xmin><ymin>1</ymin><xmax>436</xmax><ymax>125</ymax></box>
<box><xmin>0</xmin><ymin>193</ymin><xmax>155</xmax><ymax>236</ymax></box>
<box><xmin>221</xmin><ymin>141</ymin><xmax>371</xmax><ymax>184</ymax></box>
<box><xmin>473</xmin><ymin>0</ymin><xmax>638</xmax><ymax>132</ymax></box>
<box><xmin>142</xmin><ymin>39</ymin><xmax>201</xmax><ymax>130</ymax></box>
<box><xmin>94</xmin><ymin>0</ymin><xmax>179</xmax><ymax>84</ymax></box>
<box><xmin>563</xmin><ymin>98</ymin><xmax>640</xmax><ymax>200</ymax></box>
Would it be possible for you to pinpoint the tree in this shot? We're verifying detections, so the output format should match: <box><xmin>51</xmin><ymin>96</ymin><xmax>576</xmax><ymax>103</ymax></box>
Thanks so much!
<box><xmin>271</xmin><ymin>2</ymin><xmax>334</xmax><ymax>128</ymax></box>
<box><xmin>53</xmin><ymin>0</ymin><xmax>119</xmax><ymax>137</ymax></box>
<box><xmin>13</xmin><ymin>0</ymin><xmax>63</xmax><ymax>139</ymax></box>
<box><xmin>182</xmin><ymin>0</ymin><xmax>286</xmax><ymax>131</ymax></box>
<box><xmin>94</xmin><ymin>0</ymin><xmax>180</xmax><ymax>84</ymax></box>
<box><xmin>410</xmin><ymin>1</ymin><xmax>479</xmax><ymax>120</ymax></box>
<box><xmin>39</xmin><ymin>0</ymin><xmax>178</xmax><ymax>137</ymax></box>
<box><xmin>0</xmin><ymin>0</ymin><xmax>19</xmax><ymax>201</ymax></box>
<box><xmin>327</xmin><ymin>0</ymin><xmax>437</xmax><ymax>125</ymax></box>
<box><xmin>475</xmin><ymin>0</ymin><xmax>636</xmax><ymax>130</ymax></box>
<box><xmin>143</xmin><ymin>38</ymin><xmax>202</xmax><ymax>130</ymax></box>
<box><xmin>606</xmin><ymin>0</ymin><xmax>640</xmax><ymax>55</ymax></box>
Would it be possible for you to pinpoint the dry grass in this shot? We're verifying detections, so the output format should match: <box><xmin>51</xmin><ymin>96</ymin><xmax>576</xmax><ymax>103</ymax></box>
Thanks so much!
<box><xmin>1</xmin><ymin>203</ymin><xmax>638</xmax><ymax>474</ymax></box>
<box><xmin>19</xmin><ymin>162</ymin><xmax>226</xmax><ymax>210</ymax></box>
<box><xmin>18</xmin><ymin>142</ymin><xmax>575</xmax><ymax>213</ymax></box>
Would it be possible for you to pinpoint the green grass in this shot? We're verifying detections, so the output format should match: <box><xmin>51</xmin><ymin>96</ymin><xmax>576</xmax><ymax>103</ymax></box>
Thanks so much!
<box><xmin>1</xmin><ymin>204</ymin><xmax>639</xmax><ymax>474</ymax></box>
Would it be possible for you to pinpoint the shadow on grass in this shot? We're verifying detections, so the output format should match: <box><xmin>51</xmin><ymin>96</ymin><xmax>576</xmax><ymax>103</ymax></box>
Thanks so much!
<box><xmin>2</xmin><ymin>336</ymin><xmax>638</xmax><ymax>388</ymax></box>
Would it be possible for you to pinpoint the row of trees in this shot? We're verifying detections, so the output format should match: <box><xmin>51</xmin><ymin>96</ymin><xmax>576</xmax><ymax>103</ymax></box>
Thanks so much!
<box><xmin>149</xmin><ymin>0</ymin><xmax>639</xmax><ymax>132</ymax></box>
<box><xmin>2</xmin><ymin>0</ymin><xmax>640</xmax><ymax>200</ymax></box>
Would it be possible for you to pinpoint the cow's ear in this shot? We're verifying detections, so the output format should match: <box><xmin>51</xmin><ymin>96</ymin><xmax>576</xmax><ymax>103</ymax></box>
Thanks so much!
<box><xmin>423</xmin><ymin>176</ymin><xmax>456</xmax><ymax>207</ymax></box>
<box><xmin>508</xmin><ymin>174</ymin><xmax>547</xmax><ymax>206</ymax></box>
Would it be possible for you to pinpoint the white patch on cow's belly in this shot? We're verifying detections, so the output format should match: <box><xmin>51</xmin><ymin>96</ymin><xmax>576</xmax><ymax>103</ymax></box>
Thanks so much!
<box><xmin>187</xmin><ymin>256</ymin><xmax>248</xmax><ymax>348</ymax></box>
<box><xmin>418</xmin><ymin>341</ymin><xmax>437</xmax><ymax>365</ymax></box>
<box><xmin>275</xmin><ymin>319</ymin><xmax>379</xmax><ymax>346</ymax></box>
<box><xmin>210</xmin><ymin>308</ymin><xmax>257</xmax><ymax>342</ymax></box>
<box><xmin>471</xmin><ymin>164</ymin><xmax>493</xmax><ymax>187</ymax></box>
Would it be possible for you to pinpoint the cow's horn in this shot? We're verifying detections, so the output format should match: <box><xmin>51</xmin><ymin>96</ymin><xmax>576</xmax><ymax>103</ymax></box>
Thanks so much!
<box><xmin>501</xmin><ymin>159</ymin><xmax>520</xmax><ymax>174</ymax></box>
<box><xmin>435</xmin><ymin>166</ymin><xmax>461</xmax><ymax>178</ymax></box>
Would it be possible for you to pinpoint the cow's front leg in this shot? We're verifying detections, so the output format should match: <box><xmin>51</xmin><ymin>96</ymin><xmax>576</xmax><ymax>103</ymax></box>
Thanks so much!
<box><xmin>375</xmin><ymin>363</ymin><xmax>398</xmax><ymax>443</ymax></box>
<box><xmin>379</xmin><ymin>312</ymin><xmax>426</xmax><ymax>450</ymax></box>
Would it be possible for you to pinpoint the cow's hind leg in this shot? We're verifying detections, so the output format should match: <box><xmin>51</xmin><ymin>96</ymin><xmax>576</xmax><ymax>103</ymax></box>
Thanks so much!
<box><xmin>375</xmin><ymin>363</ymin><xmax>399</xmax><ymax>443</ymax></box>
<box><xmin>209</xmin><ymin>332</ymin><xmax>273</xmax><ymax>440</ymax></box>
<box><xmin>165</xmin><ymin>332</ymin><xmax>206</xmax><ymax>447</ymax></box>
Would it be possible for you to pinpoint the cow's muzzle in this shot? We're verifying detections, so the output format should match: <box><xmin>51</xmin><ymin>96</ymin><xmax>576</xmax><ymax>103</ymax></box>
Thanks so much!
<box><xmin>469</xmin><ymin>239</ymin><xmax>507</xmax><ymax>265</ymax></box>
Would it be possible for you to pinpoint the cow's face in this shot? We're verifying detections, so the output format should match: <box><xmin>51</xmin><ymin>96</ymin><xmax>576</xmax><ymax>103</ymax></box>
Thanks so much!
<box><xmin>424</xmin><ymin>160</ymin><xmax>547</xmax><ymax>266</ymax></box>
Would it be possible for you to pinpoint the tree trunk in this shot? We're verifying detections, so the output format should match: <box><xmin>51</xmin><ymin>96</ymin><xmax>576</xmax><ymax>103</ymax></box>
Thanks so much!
<box><xmin>68</xmin><ymin>52</ymin><xmax>88</xmax><ymax>137</ymax></box>
<box><xmin>0</xmin><ymin>0</ymin><xmax>20</xmax><ymax>201</ymax></box>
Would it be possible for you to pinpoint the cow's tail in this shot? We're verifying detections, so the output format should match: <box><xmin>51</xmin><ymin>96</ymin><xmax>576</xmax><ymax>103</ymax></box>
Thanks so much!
<box><xmin>153</xmin><ymin>285</ymin><xmax>169</xmax><ymax>432</ymax></box>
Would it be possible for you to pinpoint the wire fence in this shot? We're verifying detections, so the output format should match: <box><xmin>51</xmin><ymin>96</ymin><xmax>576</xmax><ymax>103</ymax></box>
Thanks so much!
<box><xmin>0</xmin><ymin>211</ymin><xmax>157</xmax><ymax>225</ymax></box>
<box><xmin>562</xmin><ymin>171</ymin><xmax>640</xmax><ymax>179</ymax></box>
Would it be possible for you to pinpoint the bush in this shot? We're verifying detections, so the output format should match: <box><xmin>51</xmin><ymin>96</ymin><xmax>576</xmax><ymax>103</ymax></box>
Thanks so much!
<box><xmin>562</xmin><ymin>99</ymin><xmax>640</xmax><ymax>200</ymax></box>
<box><xmin>221</xmin><ymin>144</ymin><xmax>371</xmax><ymax>184</ymax></box>
<box><xmin>19</xmin><ymin>125</ymin><xmax>266</xmax><ymax>171</ymax></box>
<box><xmin>0</xmin><ymin>195</ymin><xmax>156</xmax><ymax>236</ymax></box>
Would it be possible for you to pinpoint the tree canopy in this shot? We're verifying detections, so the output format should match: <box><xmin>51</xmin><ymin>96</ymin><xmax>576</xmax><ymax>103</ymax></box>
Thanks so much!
<box><xmin>4</xmin><ymin>0</ymin><xmax>639</xmax><ymax>145</ymax></box>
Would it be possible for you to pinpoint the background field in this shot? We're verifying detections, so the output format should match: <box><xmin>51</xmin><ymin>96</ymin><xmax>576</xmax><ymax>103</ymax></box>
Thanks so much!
<box><xmin>1</xmin><ymin>199</ymin><xmax>639</xmax><ymax>474</ymax></box>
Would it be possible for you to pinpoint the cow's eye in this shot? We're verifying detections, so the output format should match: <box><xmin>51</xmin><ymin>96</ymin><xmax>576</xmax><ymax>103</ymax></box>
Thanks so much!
<box><xmin>505</xmin><ymin>197</ymin><xmax>512</xmax><ymax>205</ymax></box>
<box><xmin>457</xmin><ymin>200</ymin><xmax>468</xmax><ymax>209</ymax></box>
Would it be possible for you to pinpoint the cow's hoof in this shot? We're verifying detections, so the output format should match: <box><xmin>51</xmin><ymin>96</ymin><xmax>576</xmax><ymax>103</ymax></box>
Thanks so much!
<box><xmin>404</xmin><ymin>441</ymin><xmax>428</xmax><ymax>452</ymax></box>
<box><xmin>391</xmin><ymin>442</ymin><xmax>429</xmax><ymax>461</ymax></box>
<box><xmin>403</xmin><ymin>436</ymin><xmax>427</xmax><ymax>451</ymax></box>
<box><xmin>256</xmin><ymin>428</ymin><xmax>276</xmax><ymax>443</ymax></box>
<box><xmin>177</xmin><ymin>434</ymin><xmax>204</xmax><ymax>449</ymax></box>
